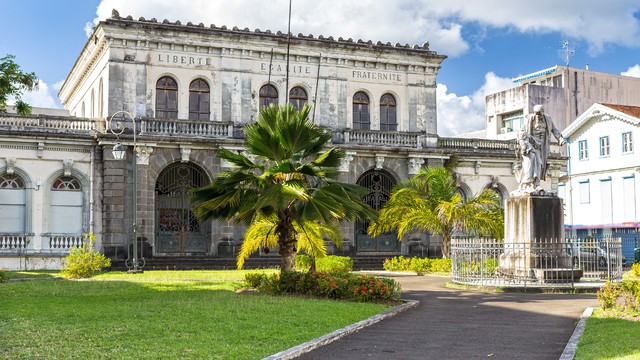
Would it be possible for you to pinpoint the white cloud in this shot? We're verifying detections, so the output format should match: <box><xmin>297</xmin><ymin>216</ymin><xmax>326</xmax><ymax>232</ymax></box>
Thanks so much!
<box><xmin>7</xmin><ymin>80</ymin><xmax>60</xmax><ymax>109</ymax></box>
<box><xmin>89</xmin><ymin>0</ymin><xmax>640</xmax><ymax>57</ymax></box>
<box><xmin>437</xmin><ymin>72</ymin><xmax>514</xmax><ymax>136</ymax></box>
<box><xmin>621</xmin><ymin>64</ymin><xmax>640</xmax><ymax>78</ymax></box>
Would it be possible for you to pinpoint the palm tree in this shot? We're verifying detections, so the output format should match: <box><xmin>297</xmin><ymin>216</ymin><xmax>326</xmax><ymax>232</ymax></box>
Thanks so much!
<box><xmin>191</xmin><ymin>104</ymin><xmax>376</xmax><ymax>271</ymax></box>
<box><xmin>369</xmin><ymin>166</ymin><xmax>504</xmax><ymax>258</ymax></box>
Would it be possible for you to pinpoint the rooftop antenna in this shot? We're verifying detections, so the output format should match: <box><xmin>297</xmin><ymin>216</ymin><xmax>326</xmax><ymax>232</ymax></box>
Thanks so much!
<box><xmin>561</xmin><ymin>40</ymin><xmax>575</xmax><ymax>66</ymax></box>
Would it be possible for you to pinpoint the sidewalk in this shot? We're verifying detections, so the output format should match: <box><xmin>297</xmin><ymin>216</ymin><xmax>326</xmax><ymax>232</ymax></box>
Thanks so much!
<box><xmin>295</xmin><ymin>274</ymin><xmax>597</xmax><ymax>360</ymax></box>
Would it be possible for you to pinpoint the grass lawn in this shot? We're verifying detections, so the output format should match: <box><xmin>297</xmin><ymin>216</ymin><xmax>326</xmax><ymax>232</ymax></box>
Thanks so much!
<box><xmin>575</xmin><ymin>270</ymin><xmax>640</xmax><ymax>360</ymax></box>
<box><xmin>1</xmin><ymin>270</ymin><xmax>390</xmax><ymax>359</ymax></box>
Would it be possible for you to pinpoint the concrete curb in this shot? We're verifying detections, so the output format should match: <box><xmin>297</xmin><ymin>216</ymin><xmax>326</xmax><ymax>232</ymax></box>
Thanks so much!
<box><xmin>263</xmin><ymin>299</ymin><xmax>420</xmax><ymax>360</ymax></box>
<box><xmin>559</xmin><ymin>307</ymin><xmax>594</xmax><ymax>360</ymax></box>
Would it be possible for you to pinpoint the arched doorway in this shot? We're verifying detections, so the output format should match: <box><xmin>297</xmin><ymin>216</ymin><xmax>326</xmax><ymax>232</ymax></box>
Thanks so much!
<box><xmin>355</xmin><ymin>169</ymin><xmax>399</xmax><ymax>252</ymax></box>
<box><xmin>155</xmin><ymin>162</ymin><xmax>210</xmax><ymax>255</ymax></box>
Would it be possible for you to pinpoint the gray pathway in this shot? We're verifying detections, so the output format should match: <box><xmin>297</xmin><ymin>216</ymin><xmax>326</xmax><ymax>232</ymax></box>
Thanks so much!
<box><xmin>296</xmin><ymin>275</ymin><xmax>597</xmax><ymax>360</ymax></box>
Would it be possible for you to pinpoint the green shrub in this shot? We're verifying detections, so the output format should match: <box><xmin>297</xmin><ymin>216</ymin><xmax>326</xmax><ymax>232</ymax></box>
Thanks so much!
<box><xmin>295</xmin><ymin>255</ymin><xmax>353</xmax><ymax>273</ymax></box>
<box><xmin>0</xmin><ymin>269</ymin><xmax>6</xmax><ymax>283</ymax></box>
<box><xmin>632</xmin><ymin>263</ymin><xmax>640</xmax><ymax>277</ymax></box>
<box><xmin>295</xmin><ymin>254</ymin><xmax>313</xmax><ymax>271</ymax></box>
<box><xmin>429</xmin><ymin>258</ymin><xmax>452</xmax><ymax>273</ymax></box>
<box><xmin>383</xmin><ymin>256</ymin><xmax>412</xmax><ymax>271</ymax></box>
<box><xmin>409</xmin><ymin>258</ymin><xmax>430</xmax><ymax>275</ymax></box>
<box><xmin>597</xmin><ymin>280</ymin><xmax>640</xmax><ymax>314</ymax></box>
<box><xmin>244</xmin><ymin>272</ymin><xmax>267</xmax><ymax>288</ymax></box>
<box><xmin>60</xmin><ymin>233</ymin><xmax>111</xmax><ymax>279</ymax></box>
<box><xmin>318</xmin><ymin>256</ymin><xmax>353</xmax><ymax>273</ymax></box>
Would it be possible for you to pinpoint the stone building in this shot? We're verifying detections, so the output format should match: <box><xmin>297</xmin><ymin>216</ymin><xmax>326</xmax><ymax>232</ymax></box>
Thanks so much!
<box><xmin>0</xmin><ymin>11</ymin><xmax>564</xmax><ymax>270</ymax></box>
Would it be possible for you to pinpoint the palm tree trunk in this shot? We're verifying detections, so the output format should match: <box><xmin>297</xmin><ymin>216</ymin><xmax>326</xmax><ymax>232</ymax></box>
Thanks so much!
<box><xmin>277</xmin><ymin>212</ymin><xmax>297</xmax><ymax>272</ymax></box>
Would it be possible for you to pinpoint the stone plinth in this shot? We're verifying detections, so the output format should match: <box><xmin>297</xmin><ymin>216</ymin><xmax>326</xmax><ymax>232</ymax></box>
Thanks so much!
<box><xmin>499</xmin><ymin>193</ymin><xmax>581</xmax><ymax>282</ymax></box>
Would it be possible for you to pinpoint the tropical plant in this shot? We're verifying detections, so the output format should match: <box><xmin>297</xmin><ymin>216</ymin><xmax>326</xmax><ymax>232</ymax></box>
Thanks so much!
<box><xmin>369</xmin><ymin>166</ymin><xmax>504</xmax><ymax>258</ymax></box>
<box><xmin>0</xmin><ymin>54</ymin><xmax>38</xmax><ymax>115</ymax></box>
<box><xmin>191</xmin><ymin>104</ymin><xmax>377</xmax><ymax>271</ymax></box>
<box><xmin>60</xmin><ymin>233</ymin><xmax>111</xmax><ymax>279</ymax></box>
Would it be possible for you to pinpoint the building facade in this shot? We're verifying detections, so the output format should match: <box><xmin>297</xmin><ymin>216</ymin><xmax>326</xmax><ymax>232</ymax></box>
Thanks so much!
<box><xmin>559</xmin><ymin>103</ymin><xmax>640</xmax><ymax>261</ymax></box>
<box><xmin>0</xmin><ymin>11</ymin><xmax>565</xmax><ymax>269</ymax></box>
<box><xmin>485</xmin><ymin>65</ymin><xmax>640</xmax><ymax>140</ymax></box>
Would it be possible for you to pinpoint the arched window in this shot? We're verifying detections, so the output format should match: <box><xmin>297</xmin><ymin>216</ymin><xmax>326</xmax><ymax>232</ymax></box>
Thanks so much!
<box><xmin>90</xmin><ymin>89</ymin><xmax>95</xmax><ymax>118</ymax></box>
<box><xmin>98</xmin><ymin>78</ymin><xmax>104</xmax><ymax>118</ymax></box>
<box><xmin>156</xmin><ymin>76</ymin><xmax>178</xmax><ymax>119</ymax></box>
<box><xmin>289</xmin><ymin>86</ymin><xmax>308</xmax><ymax>112</ymax></box>
<box><xmin>0</xmin><ymin>173</ymin><xmax>26</xmax><ymax>233</ymax></box>
<box><xmin>189</xmin><ymin>79</ymin><xmax>210</xmax><ymax>120</ymax></box>
<box><xmin>380</xmin><ymin>93</ymin><xmax>397</xmax><ymax>131</ymax></box>
<box><xmin>353</xmin><ymin>92</ymin><xmax>370</xmax><ymax>130</ymax></box>
<box><xmin>49</xmin><ymin>176</ymin><xmax>83</xmax><ymax>234</ymax></box>
<box><xmin>259</xmin><ymin>84</ymin><xmax>278</xmax><ymax>108</ymax></box>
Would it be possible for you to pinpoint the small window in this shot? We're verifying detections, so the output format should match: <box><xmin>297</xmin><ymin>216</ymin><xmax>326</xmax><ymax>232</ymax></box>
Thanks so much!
<box><xmin>0</xmin><ymin>173</ymin><xmax>26</xmax><ymax>233</ymax></box>
<box><xmin>289</xmin><ymin>86</ymin><xmax>308</xmax><ymax>112</ymax></box>
<box><xmin>259</xmin><ymin>84</ymin><xmax>278</xmax><ymax>108</ymax></box>
<box><xmin>623</xmin><ymin>132</ymin><xmax>633</xmax><ymax>154</ymax></box>
<box><xmin>188</xmin><ymin>79</ymin><xmax>210</xmax><ymax>121</ymax></box>
<box><xmin>380</xmin><ymin>93</ymin><xmax>397</xmax><ymax>131</ymax></box>
<box><xmin>352</xmin><ymin>92</ymin><xmax>370</xmax><ymax>130</ymax></box>
<box><xmin>501</xmin><ymin>111</ymin><xmax>524</xmax><ymax>133</ymax></box>
<box><xmin>578</xmin><ymin>140</ymin><xmax>588</xmax><ymax>160</ymax></box>
<box><xmin>156</xmin><ymin>76</ymin><xmax>178</xmax><ymax>119</ymax></box>
<box><xmin>599</xmin><ymin>136</ymin><xmax>610</xmax><ymax>157</ymax></box>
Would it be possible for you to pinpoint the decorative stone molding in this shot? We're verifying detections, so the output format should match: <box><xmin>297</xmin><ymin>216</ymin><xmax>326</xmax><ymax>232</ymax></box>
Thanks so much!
<box><xmin>136</xmin><ymin>146</ymin><xmax>153</xmax><ymax>165</ymax></box>
<box><xmin>408</xmin><ymin>156</ymin><xmax>425</xmax><ymax>175</ymax></box>
<box><xmin>490</xmin><ymin>175</ymin><xmax>499</xmax><ymax>188</ymax></box>
<box><xmin>37</xmin><ymin>142</ymin><xmax>45</xmax><ymax>158</ymax></box>
<box><xmin>375</xmin><ymin>154</ymin><xmax>385</xmax><ymax>169</ymax></box>
<box><xmin>180</xmin><ymin>147</ymin><xmax>191</xmax><ymax>163</ymax></box>
<box><xmin>474</xmin><ymin>161</ymin><xmax>481</xmax><ymax>175</ymax></box>
<box><xmin>339</xmin><ymin>151</ymin><xmax>355</xmax><ymax>172</ymax></box>
<box><xmin>512</xmin><ymin>162</ymin><xmax>519</xmax><ymax>175</ymax></box>
<box><xmin>63</xmin><ymin>159</ymin><xmax>74</xmax><ymax>176</ymax></box>
<box><xmin>6</xmin><ymin>157</ymin><xmax>16</xmax><ymax>174</ymax></box>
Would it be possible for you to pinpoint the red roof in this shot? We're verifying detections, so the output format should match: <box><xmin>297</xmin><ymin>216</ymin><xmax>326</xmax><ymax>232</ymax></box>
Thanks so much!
<box><xmin>601</xmin><ymin>103</ymin><xmax>640</xmax><ymax>118</ymax></box>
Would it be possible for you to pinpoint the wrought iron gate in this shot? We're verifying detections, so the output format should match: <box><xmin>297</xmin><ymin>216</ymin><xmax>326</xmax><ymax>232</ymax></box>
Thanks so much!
<box><xmin>355</xmin><ymin>169</ymin><xmax>399</xmax><ymax>252</ymax></box>
<box><xmin>155</xmin><ymin>162</ymin><xmax>210</xmax><ymax>254</ymax></box>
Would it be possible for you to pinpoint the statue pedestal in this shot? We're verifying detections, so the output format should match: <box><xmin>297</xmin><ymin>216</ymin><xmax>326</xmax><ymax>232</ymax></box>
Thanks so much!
<box><xmin>499</xmin><ymin>193</ymin><xmax>582</xmax><ymax>282</ymax></box>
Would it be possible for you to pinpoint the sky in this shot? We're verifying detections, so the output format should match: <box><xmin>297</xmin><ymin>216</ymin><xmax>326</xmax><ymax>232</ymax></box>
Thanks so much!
<box><xmin>2</xmin><ymin>0</ymin><xmax>640</xmax><ymax>136</ymax></box>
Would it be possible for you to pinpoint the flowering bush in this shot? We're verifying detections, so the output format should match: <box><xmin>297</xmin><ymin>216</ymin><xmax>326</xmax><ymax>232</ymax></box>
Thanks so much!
<box><xmin>246</xmin><ymin>271</ymin><xmax>401</xmax><ymax>303</ymax></box>
<box><xmin>383</xmin><ymin>256</ymin><xmax>412</xmax><ymax>271</ymax></box>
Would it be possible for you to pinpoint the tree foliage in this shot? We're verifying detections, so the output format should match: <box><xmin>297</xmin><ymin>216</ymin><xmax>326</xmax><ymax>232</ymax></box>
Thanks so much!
<box><xmin>0</xmin><ymin>54</ymin><xmax>38</xmax><ymax>115</ymax></box>
<box><xmin>369</xmin><ymin>166</ymin><xmax>504</xmax><ymax>258</ymax></box>
<box><xmin>191</xmin><ymin>104</ymin><xmax>376</xmax><ymax>271</ymax></box>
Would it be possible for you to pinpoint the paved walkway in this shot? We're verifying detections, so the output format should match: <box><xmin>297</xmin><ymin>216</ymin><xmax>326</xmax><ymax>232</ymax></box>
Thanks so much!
<box><xmin>296</xmin><ymin>275</ymin><xmax>597</xmax><ymax>360</ymax></box>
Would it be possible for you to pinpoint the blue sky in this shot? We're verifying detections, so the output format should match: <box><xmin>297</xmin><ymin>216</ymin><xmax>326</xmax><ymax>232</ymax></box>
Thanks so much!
<box><xmin>2</xmin><ymin>0</ymin><xmax>640</xmax><ymax>135</ymax></box>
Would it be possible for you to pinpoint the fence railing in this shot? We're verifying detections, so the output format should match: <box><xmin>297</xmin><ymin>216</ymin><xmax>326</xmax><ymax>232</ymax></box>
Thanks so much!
<box><xmin>0</xmin><ymin>114</ymin><xmax>96</xmax><ymax>132</ymax></box>
<box><xmin>451</xmin><ymin>237</ymin><xmax>625</xmax><ymax>287</ymax></box>
<box><xmin>343</xmin><ymin>129</ymin><xmax>423</xmax><ymax>148</ymax></box>
<box><xmin>140</xmin><ymin>118</ymin><xmax>234</xmax><ymax>137</ymax></box>
<box><xmin>0</xmin><ymin>233</ymin><xmax>32</xmax><ymax>250</ymax></box>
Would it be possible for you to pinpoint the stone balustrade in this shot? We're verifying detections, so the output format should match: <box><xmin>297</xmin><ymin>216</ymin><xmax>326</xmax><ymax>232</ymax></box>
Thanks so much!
<box><xmin>0</xmin><ymin>234</ymin><xmax>31</xmax><ymax>250</ymax></box>
<box><xmin>438</xmin><ymin>137</ymin><xmax>513</xmax><ymax>151</ymax></box>
<box><xmin>140</xmin><ymin>118</ymin><xmax>234</xmax><ymax>137</ymax></box>
<box><xmin>0</xmin><ymin>114</ymin><xmax>96</xmax><ymax>132</ymax></box>
<box><xmin>45</xmin><ymin>234</ymin><xmax>85</xmax><ymax>250</ymax></box>
<box><xmin>342</xmin><ymin>129</ymin><xmax>423</xmax><ymax>148</ymax></box>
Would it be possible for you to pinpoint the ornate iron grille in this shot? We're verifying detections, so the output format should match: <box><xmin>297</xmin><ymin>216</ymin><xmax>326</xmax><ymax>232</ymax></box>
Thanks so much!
<box><xmin>355</xmin><ymin>169</ymin><xmax>398</xmax><ymax>252</ymax></box>
<box><xmin>155</xmin><ymin>162</ymin><xmax>210</xmax><ymax>254</ymax></box>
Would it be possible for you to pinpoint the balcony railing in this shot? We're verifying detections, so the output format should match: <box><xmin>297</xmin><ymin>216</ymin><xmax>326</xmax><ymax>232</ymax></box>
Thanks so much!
<box><xmin>438</xmin><ymin>137</ymin><xmax>513</xmax><ymax>151</ymax></box>
<box><xmin>43</xmin><ymin>233</ymin><xmax>85</xmax><ymax>251</ymax></box>
<box><xmin>340</xmin><ymin>129</ymin><xmax>423</xmax><ymax>148</ymax></box>
<box><xmin>140</xmin><ymin>118</ymin><xmax>234</xmax><ymax>137</ymax></box>
<box><xmin>0</xmin><ymin>114</ymin><xmax>96</xmax><ymax>133</ymax></box>
<box><xmin>0</xmin><ymin>233</ymin><xmax>32</xmax><ymax>250</ymax></box>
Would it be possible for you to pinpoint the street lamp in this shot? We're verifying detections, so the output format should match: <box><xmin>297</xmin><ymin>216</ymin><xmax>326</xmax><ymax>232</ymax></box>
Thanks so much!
<box><xmin>107</xmin><ymin>110</ymin><xmax>144</xmax><ymax>273</ymax></box>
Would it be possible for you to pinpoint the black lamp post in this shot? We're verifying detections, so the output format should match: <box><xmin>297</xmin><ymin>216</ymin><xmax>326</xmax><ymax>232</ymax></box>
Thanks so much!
<box><xmin>107</xmin><ymin>111</ymin><xmax>144</xmax><ymax>273</ymax></box>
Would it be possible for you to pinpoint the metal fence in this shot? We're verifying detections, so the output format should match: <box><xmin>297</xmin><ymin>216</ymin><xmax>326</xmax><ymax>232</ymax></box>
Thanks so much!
<box><xmin>451</xmin><ymin>236</ymin><xmax>627</xmax><ymax>287</ymax></box>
